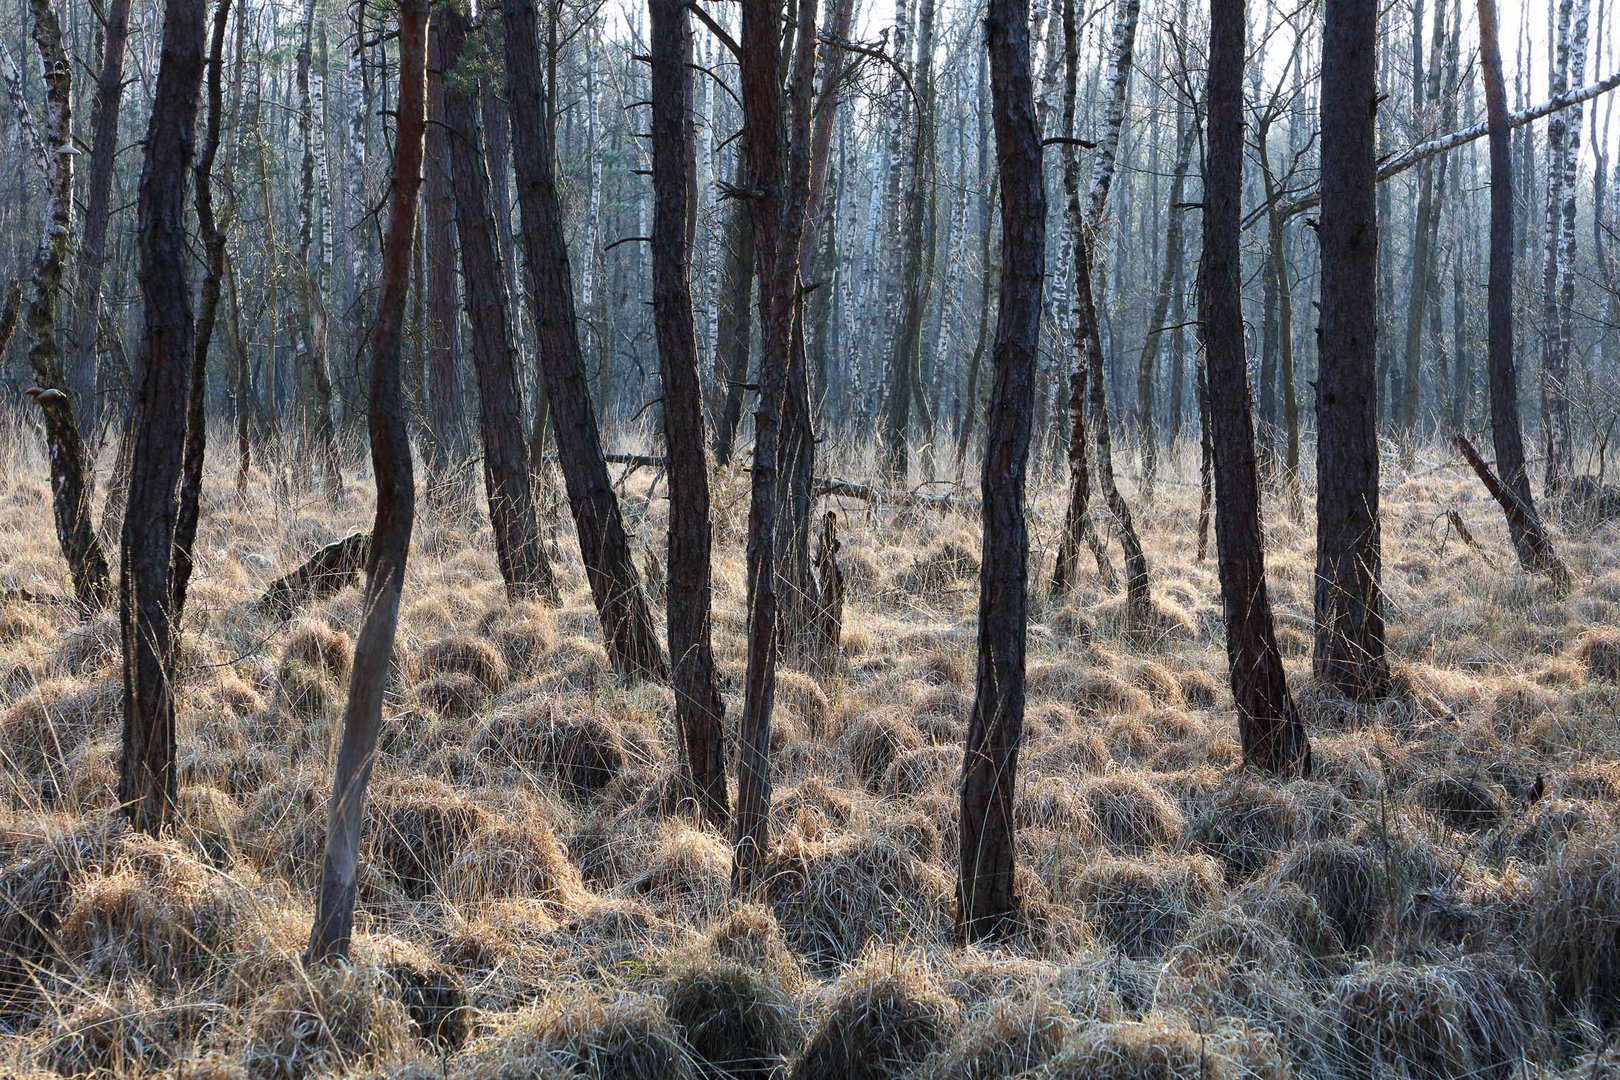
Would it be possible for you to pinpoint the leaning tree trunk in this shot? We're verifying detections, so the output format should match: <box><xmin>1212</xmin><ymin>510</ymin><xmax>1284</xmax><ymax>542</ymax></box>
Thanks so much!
<box><xmin>958</xmin><ymin>0</ymin><xmax>1043</xmax><ymax>943</ymax></box>
<box><xmin>731</xmin><ymin>0</ymin><xmax>819</xmax><ymax>895</ymax></box>
<box><xmin>24</xmin><ymin>0</ymin><xmax>112</xmax><ymax>612</ymax></box>
<box><xmin>306</xmin><ymin>0</ymin><xmax>426</xmax><ymax>964</ymax></box>
<box><xmin>64</xmin><ymin>0</ymin><xmax>132</xmax><ymax>442</ymax></box>
<box><xmin>174</xmin><ymin>0</ymin><xmax>233</xmax><ymax>618</ymax></box>
<box><xmin>1201</xmin><ymin>0</ymin><xmax>1311</xmax><ymax>777</ymax></box>
<box><xmin>1475</xmin><ymin>0</ymin><xmax>1567</xmax><ymax>579</ymax></box>
<box><xmin>120</xmin><ymin>0</ymin><xmax>207</xmax><ymax>835</ymax></box>
<box><xmin>442</xmin><ymin>8</ymin><xmax>557</xmax><ymax>603</ymax></box>
<box><xmin>1313</xmin><ymin>0</ymin><xmax>1390</xmax><ymax>702</ymax></box>
<box><xmin>502</xmin><ymin>0</ymin><xmax>665</xmax><ymax>681</ymax></box>
<box><xmin>649</xmin><ymin>0</ymin><xmax>727</xmax><ymax>827</ymax></box>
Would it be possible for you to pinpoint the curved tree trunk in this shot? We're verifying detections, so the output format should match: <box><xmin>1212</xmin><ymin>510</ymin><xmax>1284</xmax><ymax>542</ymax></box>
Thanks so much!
<box><xmin>1202</xmin><ymin>0</ymin><xmax>1310</xmax><ymax>777</ymax></box>
<box><xmin>306</xmin><ymin>0</ymin><xmax>426</xmax><ymax>963</ymax></box>
<box><xmin>120</xmin><ymin>0</ymin><xmax>207</xmax><ymax>835</ymax></box>
<box><xmin>1314</xmin><ymin>0</ymin><xmax>1391</xmax><ymax>702</ymax></box>
<box><xmin>650</xmin><ymin>0</ymin><xmax>727</xmax><ymax>826</ymax></box>
<box><xmin>24</xmin><ymin>0</ymin><xmax>112</xmax><ymax>612</ymax></box>
<box><xmin>502</xmin><ymin>0</ymin><xmax>665</xmax><ymax>681</ymax></box>
<box><xmin>958</xmin><ymin>0</ymin><xmax>1043</xmax><ymax>942</ymax></box>
<box><xmin>442</xmin><ymin>8</ymin><xmax>557</xmax><ymax>604</ymax></box>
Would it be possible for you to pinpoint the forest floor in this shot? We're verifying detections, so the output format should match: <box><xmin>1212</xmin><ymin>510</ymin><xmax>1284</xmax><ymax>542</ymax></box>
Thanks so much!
<box><xmin>4</xmin><ymin>412</ymin><xmax>1620</xmax><ymax>1078</ymax></box>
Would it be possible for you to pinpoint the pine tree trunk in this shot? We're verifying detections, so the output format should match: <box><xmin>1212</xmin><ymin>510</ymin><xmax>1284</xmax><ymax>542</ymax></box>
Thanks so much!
<box><xmin>1201</xmin><ymin>0</ymin><xmax>1310</xmax><ymax>777</ymax></box>
<box><xmin>442</xmin><ymin>8</ymin><xmax>556</xmax><ymax>603</ymax></box>
<box><xmin>120</xmin><ymin>0</ymin><xmax>207</xmax><ymax>835</ymax></box>
<box><xmin>1476</xmin><ymin>0</ymin><xmax>1567</xmax><ymax>579</ymax></box>
<box><xmin>732</xmin><ymin>0</ymin><xmax>819</xmax><ymax>895</ymax></box>
<box><xmin>64</xmin><ymin>0</ymin><xmax>131</xmax><ymax>442</ymax></box>
<box><xmin>711</xmin><ymin>156</ymin><xmax>754</xmax><ymax>466</ymax></box>
<box><xmin>502</xmin><ymin>0</ymin><xmax>665</xmax><ymax>681</ymax></box>
<box><xmin>1314</xmin><ymin>0</ymin><xmax>1391</xmax><ymax>702</ymax></box>
<box><xmin>958</xmin><ymin>0</ymin><xmax>1043</xmax><ymax>942</ymax></box>
<box><xmin>307</xmin><ymin>0</ymin><xmax>426</xmax><ymax>964</ymax></box>
<box><xmin>649</xmin><ymin>0</ymin><xmax>727</xmax><ymax>826</ymax></box>
<box><xmin>424</xmin><ymin>10</ymin><xmax>469</xmax><ymax>490</ymax></box>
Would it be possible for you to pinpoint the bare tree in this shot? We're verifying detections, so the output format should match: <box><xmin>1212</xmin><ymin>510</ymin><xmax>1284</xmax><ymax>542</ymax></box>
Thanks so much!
<box><xmin>119</xmin><ymin>0</ymin><xmax>208</xmax><ymax>833</ymax></box>
<box><xmin>958</xmin><ymin>0</ymin><xmax>1044</xmax><ymax>941</ymax></box>
<box><xmin>307</xmin><ymin>0</ymin><xmax>428</xmax><ymax>963</ymax></box>
<box><xmin>23</xmin><ymin>0</ymin><xmax>112</xmax><ymax>612</ymax></box>
<box><xmin>650</xmin><ymin>0</ymin><xmax>727</xmax><ymax>826</ymax></box>
<box><xmin>442</xmin><ymin>8</ymin><xmax>557</xmax><ymax>603</ymax></box>
<box><xmin>1201</xmin><ymin>0</ymin><xmax>1311</xmax><ymax>776</ymax></box>
<box><xmin>1314</xmin><ymin>0</ymin><xmax>1390</xmax><ymax>701</ymax></box>
<box><xmin>502</xmin><ymin>0</ymin><xmax>665</xmax><ymax>681</ymax></box>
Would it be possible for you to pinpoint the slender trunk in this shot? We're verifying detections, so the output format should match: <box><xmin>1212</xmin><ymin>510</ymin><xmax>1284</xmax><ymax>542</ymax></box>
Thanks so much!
<box><xmin>1315</xmin><ymin>0</ymin><xmax>1391</xmax><ymax>702</ymax></box>
<box><xmin>650</xmin><ymin>0</ymin><xmax>727</xmax><ymax>825</ymax></box>
<box><xmin>503</xmin><ymin>0</ymin><xmax>665</xmax><ymax>680</ymax></box>
<box><xmin>1476</xmin><ymin>0</ymin><xmax>1567</xmax><ymax>579</ymax></box>
<box><xmin>732</xmin><ymin>0</ymin><xmax>818</xmax><ymax>895</ymax></box>
<box><xmin>120</xmin><ymin>0</ymin><xmax>207</xmax><ymax>834</ymax></box>
<box><xmin>306</xmin><ymin>0</ymin><xmax>426</xmax><ymax>965</ymax></box>
<box><xmin>958</xmin><ymin>0</ymin><xmax>1043</xmax><ymax>943</ymax></box>
<box><xmin>1135</xmin><ymin>123</ymin><xmax>1193</xmax><ymax>496</ymax></box>
<box><xmin>65</xmin><ymin>0</ymin><xmax>132</xmax><ymax>441</ymax></box>
<box><xmin>424</xmin><ymin>9</ymin><xmax>469</xmax><ymax>489</ymax></box>
<box><xmin>711</xmin><ymin>163</ymin><xmax>755</xmax><ymax>465</ymax></box>
<box><xmin>442</xmin><ymin>8</ymin><xmax>556</xmax><ymax>603</ymax></box>
<box><xmin>1202</xmin><ymin>0</ymin><xmax>1310</xmax><ymax>776</ymax></box>
<box><xmin>296</xmin><ymin>0</ymin><xmax>341</xmax><ymax>497</ymax></box>
<box><xmin>24</xmin><ymin>0</ymin><xmax>112</xmax><ymax>612</ymax></box>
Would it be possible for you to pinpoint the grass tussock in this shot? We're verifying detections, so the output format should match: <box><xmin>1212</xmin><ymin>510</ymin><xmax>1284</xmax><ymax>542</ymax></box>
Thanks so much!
<box><xmin>3</xmin><ymin>430</ymin><xmax>1620</xmax><ymax>1075</ymax></box>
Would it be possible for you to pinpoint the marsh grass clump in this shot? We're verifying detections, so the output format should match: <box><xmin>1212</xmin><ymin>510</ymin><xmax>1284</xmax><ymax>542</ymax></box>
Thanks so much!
<box><xmin>1028</xmin><ymin>1015</ymin><xmax>1286</xmax><ymax>1080</ymax></box>
<box><xmin>1068</xmin><ymin>852</ymin><xmax>1222</xmax><ymax>959</ymax></box>
<box><xmin>469</xmin><ymin>992</ymin><xmax>697</xmax><ymax>1080</ymax></box>
<box><xmin>1269</xmin><ymin>838</ymin><xmax>1388</xmax><ymax>953</ymax></box>
<box><xmin>469</xmin><ymin>702</ymin><xmax>627</xmax><ymax>798</ymax></box>
<box><xmin>1081</xmin><ymin>774</ymin><xmax>1185</xmax><ymax>854</ymax></box>
<box><xmin>924</xmin><ymin>990</ymin><xmax>1070</xmax><ymax>1080</ymax></box>
<box><xmin>241</xmin><ymin>962</ymin><xmax>416</xmax><ymax>1080</ymax></box>
<box><xmin>792</xmin><ymin>950</ymin><xmax>955</xmax><ymax>1080</ymax></box>
<box><xmin>1526</xmin><ymin>832</ymin><xmax>1620</xmax><ymax>1023</ymax></box>
<box><xmin>663</xmin><ymin>959</ymin><xmax>797</xmax><ymax>1079</ymax></box>
<box><xmin>1406</xmin><ymin>772</ymin><xmax>1508</xmax><ymax>831</ymax></box>
<box><xmin>1573</xmin><ymin>629</ymin><xmax>1620</xmax><ymax>682</ymax></box>
<box><xmin>369</xmin><ymin>779</ymin><xmax>490</xmax><ymax>900</ymax></box>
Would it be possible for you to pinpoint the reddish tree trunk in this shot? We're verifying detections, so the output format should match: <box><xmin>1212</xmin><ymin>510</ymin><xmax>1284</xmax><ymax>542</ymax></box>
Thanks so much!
<box><xmin>307</xmin><ymin>0</ymin><xmax>427</xmax><ymax>965</ymax></box>
<box><xmin>958</xmin><ymin>0</ymin><xmax>1044</xmax><ymax>942</ymax></box>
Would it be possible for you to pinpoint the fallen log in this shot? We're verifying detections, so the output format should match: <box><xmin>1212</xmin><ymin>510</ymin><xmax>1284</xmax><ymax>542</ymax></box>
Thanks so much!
<box><xmin>589</xmin><ymin>453</ymin><xmax>974</xmax><ymax>510</ymax></box>
<box><xmin>255</xmin><ymin>531</ymin><xmax>371</xmax><ymax>620</ymax></box>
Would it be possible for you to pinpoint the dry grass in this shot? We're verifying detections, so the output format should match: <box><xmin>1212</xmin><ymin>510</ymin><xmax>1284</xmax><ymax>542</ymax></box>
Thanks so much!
<box><xmin>3</xmin><ymin>422</ymin><xmax>1620</xmax><ymax>1075</ymax></box>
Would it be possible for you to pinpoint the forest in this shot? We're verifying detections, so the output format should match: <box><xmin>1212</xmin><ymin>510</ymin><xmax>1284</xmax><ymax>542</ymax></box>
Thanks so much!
<box><xmin>1</xmin><ymin>0</ymin><xmax>1619</xmax><ymax>1073</ymax></box>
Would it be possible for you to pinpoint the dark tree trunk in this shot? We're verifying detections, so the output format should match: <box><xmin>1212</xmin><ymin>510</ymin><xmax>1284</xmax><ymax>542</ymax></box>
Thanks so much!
<box><xmin>732</xmin><ymin>0</ymin><xmax>819</xmax><ymax>895</ymax></box>
<box><xmin>502</xmin><ymin>0</ymin><xmax>665</xmax><ymax>680</ymax></box>
<box><xmin>1314</xmin><ymin>0</ymin><xmax>1390</xmax><ymax>701</ymax></box>
<box><xmin>174</xmin><ymin>0</ymin><xmax>234</xmax><ymax>617</ymax></box>
<box><xmin>649</xmin><ymin>0</ymin><xmax>727</xmax><ymax>827</ymax></box>
<box><xmin>65</xmin><ymin>0</ymin><xmax>132</xmax><ymax>441</ymax></box>
<box><xmin>295</xmin><ymin>0</ymin><xmax>342</xmax><ymax>498</ymax></box>
<box><xmin>711</xmin><ymin>158</ymin><xmax>755</xmax><ymax>466</ymax></box>
<box><xmin>24</xmin><ymin>0</ymin><xmax>112</xmax><ymax>612</ymax></box>
<box><xmin>1475</xmin><ymin>0</ymin><xmax>1568</xmax><ymax>579</ymax></box>
<box><xmin>958</xmin><ymin>0</ymin><xmax>1043</xmax><ymax>942</ymax></box>
<box><xmin>424</xmin><ymin>9</ymin><xmax>470</xmax><ymax>489</ymax></box>
<box><xmin>442</xmin><ymin>8</ymin><xmax>557</xmax><ymax>603</ymax></box>
<box><xmin>307</xmin><ymin>0</ymin><xmax>426</xmax><ymax>964</ymax></box>
<box><xmin>120</xmin><ymin>0</ymin><xmax>207</xmax><ymax>835</ymax></box>
<box><xmin>1136</xmin><ymin>123</ymin><xmax>1194</xmax><ymax>495</ymax></box>
<box><xmin>1200</xmin><ymin>0</ymin><xmax>1310</xmax><ymax>776</ymax></box>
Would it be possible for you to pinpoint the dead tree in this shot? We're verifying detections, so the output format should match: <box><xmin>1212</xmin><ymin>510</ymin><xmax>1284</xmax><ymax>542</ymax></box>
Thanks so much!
<box><xmin>1201</xmin><ymin>0</ymin><xmax>1310</xmax><ymax>777</ymax></box>
<box><xmin>120</xmin><ymin>0</ymin><xmax>207</xmax><ymax>834</ymax></box>
<box><xmin>23</xmin><ymin>0</ymin><xmax>112</xmax><ymax>612</ymax></box>
<box><xmin>64</xmin><ymin>0</ymin><xmax>132</xmax><ymax>441</ymax></box>
<box><xmin>442</xmin><ymin>8</ymin><xmax>557</xmax><ymax>603</ymax></box>
<box><xmin>1314</xmin><ymin>0</ymin><xmax>1390</xmax><ymax>701</ymax></box>
<box><xmin>731</xmin><ymin>0</ymin><xmax>820</xmax><ymax>895</ymax></box>
<box><xmin>1475</xmin><ymin>0</ymin><xmax>1568</xmax><ymax>582</ymax></box>
<box><xmin>650</xmin><ymin>0</ymin><xmax>727</xmax><ymax>827</ymax></box>
<box><xmin>306</xmin><ymin>0</ymin><xmax>426</xmax><ymax>964</ymax></box>
<box><xmin>958</xmin><ymin>0</ymin><xmax>1044</xmax><ymax>942</ymax></box>
<box><xmin>502</xmin><ymin>0</ymin><xmax>665</xmax><ymax>681</ymax></box>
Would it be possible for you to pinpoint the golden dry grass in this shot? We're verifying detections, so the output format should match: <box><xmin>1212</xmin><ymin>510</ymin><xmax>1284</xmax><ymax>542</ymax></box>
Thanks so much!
<box><xmin>2</xmin><ymin>415</ymin><xmax>1620</xmax><ymax>1076</ymax></box>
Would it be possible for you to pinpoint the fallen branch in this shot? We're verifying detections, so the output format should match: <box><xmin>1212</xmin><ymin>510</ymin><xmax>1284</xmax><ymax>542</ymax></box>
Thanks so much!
<box><xmin>589</xmin><ymin>453</ymin><xmax>974</xmax><ymax>510</ymax></box>
<box><xmin>1260</xmin><ymin>69</ymin><xmax>1620</xmax><ymax>225</ymax></box>
<box><xmin>1452</xmin><ymin>435</ymin><xmax>1570</xmax><ymax>592</ymax></box>
<box><xmin>255</xmin><ymin>531</ymin><xmax>371</xmax><ymax>620</ymax></box>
